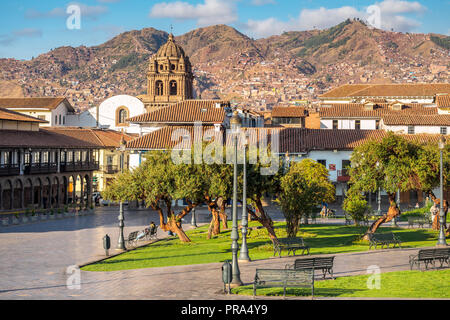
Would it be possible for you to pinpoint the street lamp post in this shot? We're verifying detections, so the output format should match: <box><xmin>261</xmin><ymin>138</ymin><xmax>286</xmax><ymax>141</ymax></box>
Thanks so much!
<box><xmin>191</xmin><ymin>207</ymin><xmax>198</xmax><ymax>228</ymax></box>
<box><xmin>437</xmin><ymin>136</ymin><xmax>447</xmax><ymax>247</ymax></box>
<box><xmin>392</xmin><ymin>189</ymin><xmax>400</xmax><ymax>227</ymax></box>
<box><xmin>230</xmin><ymin>111</ymin><xmax>243</xmax><ymax>287</ymax></box>
<box><xmin>116</xmin><ymin>136</ymin><xmax>126</xmax><ymax>251</ymax></box>
<box><xmin>239</xmin><ymin>135</ymin><xmax>250</xmax><ymax>263</ymax></box>
<box><xmin>377</xmin><ymin>187</ymin><xmax>382</xmax><ymax>215</ymax></box>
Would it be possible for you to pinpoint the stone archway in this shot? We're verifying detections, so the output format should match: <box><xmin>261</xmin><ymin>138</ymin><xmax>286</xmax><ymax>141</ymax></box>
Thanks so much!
<box><xmin>33</xmin><ymin>178</ymin><xmax>43</xmax><ymax>209</ymax></box>
<box><xmin>52</xmin><ymin>176</ymin><xmax>60</xmax><ymax>208</ymax></box>
<box><xmin>13</xmin><ymin>179</ymin><xmax>24</xmax><ymax>209</ymax></box>
<box><xmin>2</xmin><ymin>180</ymin><xmax>13</xmax><ymax>210</ymax></box>
<box><xmin>24</xmin><ymin>179</ymin><xmax>33</xmax><ymax>209</ymax></box>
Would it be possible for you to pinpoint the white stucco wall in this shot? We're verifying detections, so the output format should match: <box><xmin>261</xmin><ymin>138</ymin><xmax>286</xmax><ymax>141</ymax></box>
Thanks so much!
<box><xmin>383</xmin><ymin>125</ymin><xmax>449</xmax><ymax>135</ymax></box>
<box><xmin>66</xmin><ymin>95</ymin><xmax>146</xmax><ymax>134</ymax></box>
<box><xmin>321</xmin><ymin>119</ymin><xmax>377</xmax><ymax>130</ymax></box>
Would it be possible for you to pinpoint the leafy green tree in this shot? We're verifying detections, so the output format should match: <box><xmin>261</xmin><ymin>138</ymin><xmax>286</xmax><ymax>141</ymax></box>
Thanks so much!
<box><xmin>278</xmin><ymin>159</ymin><xmax>335</xmax><ymax>238</ymax></box>
<box><xmin>349</xmin><ymin>132</ymin><xmax>426</xmax><ymax>236</ymax></box>
<box><xmin>343</xmin><ymin>190</ymin><xmax>368</xmax><ymax>226</ymax></box>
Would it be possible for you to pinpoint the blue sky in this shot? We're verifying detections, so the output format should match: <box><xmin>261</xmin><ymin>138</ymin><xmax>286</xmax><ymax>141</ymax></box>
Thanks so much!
<box><xmin>0</xmin><ymin>0</ymin><xmax>448</xmax><ymax>60</ymax></box>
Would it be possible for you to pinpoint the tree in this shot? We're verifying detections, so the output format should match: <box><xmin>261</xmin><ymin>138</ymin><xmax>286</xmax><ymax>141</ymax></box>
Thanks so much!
<box><xmin>343</xmin><ymin>189</ymin><xmax>369</xmax><ymax>226</ymax></box>
<box><xmin>243</xmin><ymin>148</ymin><xmax>284</xmax><ymax>241</ymax></box>
<box><xmin>413</xmin><ymin>143</ymin><xmax>449</xmax><ymax>231</ymax></box>
<box><xmin>278</xmin><ymin>159</ymin><xmax>335</xmax><ymax>238</ymax></box>
<box><xmin>348</xmin><ymin>132</ymin><xmax>444</xmax><ymax>237</ymax></box>
<box><xmin>104</xmin><ymin>151</ymin><xmax>203</xmax><ymax>242</ymax></box>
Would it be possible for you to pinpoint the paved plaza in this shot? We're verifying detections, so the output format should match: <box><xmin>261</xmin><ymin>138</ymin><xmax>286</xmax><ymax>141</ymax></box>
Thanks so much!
<box><xmin>0</xmin><ymin>206</ymin><xmax>441</xmax><ymax>300</ymax></box>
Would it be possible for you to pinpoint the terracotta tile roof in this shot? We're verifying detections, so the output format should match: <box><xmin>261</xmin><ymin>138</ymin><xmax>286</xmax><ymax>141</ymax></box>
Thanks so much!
<box><xmin>271</xmin><ymin>106</ymin><xmax>308</xmax><ymax>118</ymax></box>
<box><xmin>0</xmin><ymin>129</ymin><xmax>99</xmax><ymax>149</ymax></box>
<box><xmin>127</xmin><ymin>100</ymin><xmax>229</xmax><ymax>124</ymax></box>
<box><xmin>126</xmin><ymin>126</ymin><xmax>219</xmax><ymax>150</ymax></box>
<box><xmin>0</xmin><ymin>108</ymin><xmax>47</xmax><ymax>123</ymax></box>
<box><xmin>436</xmin><ymin>94</ymin><xmax>450</xmax><ymax>108</ymax></box>
<box><xmin>319</xmin><ymin>84</ymin><xmax>373</xmax><ymax>98</ymax></box>
<box><xmin>319</xmin><ymin>103</ymin><xmax>437</xmax><ymax>118</ymax></box>
<box><xmin>0</xmin><ymin>97</ymin><xmax>74</xmax><ymax>112</ymax></box>
<box><xmin>44</xmin><ymin>127</ymin><xmax>135</xmax><ymax>148</ymax></box>
<box><xmin>320</xmin><ymin>84</ymin><xmax>450</xmax><ymax>99</ymax></box>
<box><xmin>382</xmin><ymin>114</ymin><xmax>450</xmax><ymax>126</ymax></box>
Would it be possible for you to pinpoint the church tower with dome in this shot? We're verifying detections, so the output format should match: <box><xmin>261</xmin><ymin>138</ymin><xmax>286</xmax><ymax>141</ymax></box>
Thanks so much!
<box><xmin>138</xmin><ymin>33</ymin><xmax>194</xmax><ymax>110</ymax></box>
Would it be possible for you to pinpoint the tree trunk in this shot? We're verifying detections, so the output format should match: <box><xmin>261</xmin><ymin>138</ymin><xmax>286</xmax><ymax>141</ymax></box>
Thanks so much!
<box><xmin>152</xmin><ymin>199</ymin><xmax>192</xmax><ymax>243</ymax></box>
<box><xmin>364</xmin><ymin>193</ymin><xmax>400</xmax><ymax>240</ymax></box>
<box><xmin>218</xmin><ymin>199</ymin><xmax>228</xmax><ymax>230</ymax></box>
<box><xmin>205</xmin><ymin>196</ymin><xmax>221</xmax><ymax>239</ymax></box>
<box><xmin>428</xmin><ymin>192</ymin><xmax>448</xmax><ymax>231</ymax></box>
<box><xmin>247</xmin><ymin>197</ymin><xmax>278</xmax><ymax>241</ymax></box>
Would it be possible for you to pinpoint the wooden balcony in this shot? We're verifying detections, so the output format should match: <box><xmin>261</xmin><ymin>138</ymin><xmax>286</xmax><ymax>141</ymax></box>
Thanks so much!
<box><xmin>337</xmin><ymin>170</ymin><xmax>350</xmax><ymax>182</ymax></box>
<box><xmin>0</xmin><ymin>164</ymin><xmax>20</xmax><ymax>177</ymax></box>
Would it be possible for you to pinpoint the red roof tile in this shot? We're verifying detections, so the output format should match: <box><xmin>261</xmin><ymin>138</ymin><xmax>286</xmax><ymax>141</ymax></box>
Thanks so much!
<box><xmin>127</xmin><ymin>100</ymin><xmax>229</xmax><ymax>124</ymax></box>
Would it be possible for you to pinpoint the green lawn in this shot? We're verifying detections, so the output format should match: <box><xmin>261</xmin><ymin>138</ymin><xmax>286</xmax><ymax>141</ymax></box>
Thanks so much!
<box><xmin>233</xmin><ymin>269</ymin><xmax>450</xmax><ymax>299</ymax></box>
<box><xmin>82</xmin><ymin>221</ymin><xmax>442</xmax><ymax>272</ymax></box>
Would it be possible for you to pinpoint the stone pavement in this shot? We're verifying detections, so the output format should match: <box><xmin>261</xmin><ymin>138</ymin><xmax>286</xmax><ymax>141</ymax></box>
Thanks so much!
<box><xmin>0</xmin><ymin>206</ymin><xmax>443</xmax><ymax>300</ymax></box>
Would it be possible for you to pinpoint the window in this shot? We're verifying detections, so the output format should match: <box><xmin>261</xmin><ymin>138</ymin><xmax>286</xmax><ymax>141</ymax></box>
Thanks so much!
<box><xmin>440</xmin><ymin>127</ymin><xmax>447</xmax><ymax>135</ymax></box>
<box><xmin>317</xmin><ymin>159</ymin><xmax>327</xmax><ymax>167</ymax></box>
<box><xmin>63</xmin><ymin>116</ymin><xmax>66</xmax><ymax>125</ymax></box>
<box><xmin>376</xmin><ymin>120</ymin><xmax>380</xmax><ymax>130</ymax></box>
<box><xmin>59</xmin><ymin>114</ymin><xmax>62</xmax><ymax>125</ymax></box>
<box><xmin>118</xmin><ymin>109</ymin><xmax>127</xmax><ymax>124</ymax></box>
<box><xmin>332</xmin><ymin>120</ymin><xmax>338</xmax><ymax>130</ymax></box>
<box><xmin>342</xmin><ymin>160</ymin><xmax>351</xmax><ymax>176</ymax></box>
<box><xmin>408</xmin><ymin>126</ymin><xmax>415</xmax><ymax>134</ymax></box>
<box><xmin>170</xmin><ymin>80</ymin><xmax>177</xmax><ymax>96</ymax></box>
<box><xmin>355</xmin><ymin>120</ymin><xmax>361</xmax><ymax>130</ymax></box>
<box><xmin>55</xmin><ymin>115</ymin><xmax>58</xmax><ymax>124</ymax></box>
<box><xmin>155</xmin><ymin>80</ymin><xmax>164</xmax><ymax>96</ymax></box>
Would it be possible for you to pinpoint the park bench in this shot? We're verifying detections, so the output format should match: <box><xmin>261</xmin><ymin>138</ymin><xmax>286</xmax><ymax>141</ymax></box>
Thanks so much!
<box><xmin>286</xmin><ymin>256</ymin><xmax>336</xmax><ymax>280</ymax></box>
<box><xmin>126</xmin><ymin>231</ymin><xmax>140</xmax><ymax>248</ymax></box>
<box><xmin>367</xmin><ymin>232</ymin><xmax>402</xmax><ymax>250</ymax></box>
<box><xmin>144</xmin><ymin>226</ymin><xmax>158</xmax><ymax>241</ymax></box>
<box><xmin>253</xmin><ymin>268</ymin><xmax>314</xmax><ymax>298</ymax></box>
<box><xmin>272</xmin><ymin>237</ymin><xmax>310</xmax><ymax>258</ymax></box>
<box><xmin>407</xmin><ymin>217</ymin><xmax>431</xmax><ymax>229</ymax></box>
<box><xmin>409</xmin><ymin>248</ymin><xmax>450</xmax><ymax>270</ymax></box>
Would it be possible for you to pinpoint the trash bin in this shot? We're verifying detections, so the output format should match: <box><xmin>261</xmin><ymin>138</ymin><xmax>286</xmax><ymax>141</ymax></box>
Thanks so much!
<box><xmin>103</xmin><ymin>234</ymin><xmax>111</xmax><ymax>256</ymax></box>
<box><xmin>222</xmin><ymin>260</ymin><xmax>232</xmax><ymax>294</ymax></box>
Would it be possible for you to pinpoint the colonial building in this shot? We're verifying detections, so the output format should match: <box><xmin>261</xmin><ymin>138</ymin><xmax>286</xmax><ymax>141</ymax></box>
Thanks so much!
<box><xmin>0</xmin><ymin>97</ymin><xmax>75</xmax><ymax>127</ymax></box>
<box><xmin>319</xmin><ymin>83</ymin><xmax>450</xmax><ymax>104</ymax></box>
<box><xmin>0</xmin><ymin>108</ymin><xmax>100</xmax><ymax>213</ymax></box>
<box><xmin>137</xmin><ymin>34</ymin><xmax>194</xmax><ymax>110</ymax></box>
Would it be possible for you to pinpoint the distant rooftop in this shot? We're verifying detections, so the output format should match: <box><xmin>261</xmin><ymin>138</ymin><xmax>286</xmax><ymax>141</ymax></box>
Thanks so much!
<box><xmin>0</xmin><ymin>97</ymin><xmax>75</xmax><ymax>112</ymax></box>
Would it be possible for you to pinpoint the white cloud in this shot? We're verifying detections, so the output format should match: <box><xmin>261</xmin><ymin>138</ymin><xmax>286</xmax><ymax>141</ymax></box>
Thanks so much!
<box><xmin>244</xmin><ymin>0</ymin><xmax>426</xmax><ymax>38</ymax></box>
<box><xmin>251</xmin><ymin>0</ymin><xmax>276</xmax><ymax>5</ymax></box>
<box><xmin>149</xmin><ymin>0</ymin><xmax>238</xmax><ymax>26</ymax></box>
<box><xmin>25</xmin><ymin>3</ymin><xmax>108</xmax><ymax>19</ymax></box>
<box><xmin>376</xmin><ymin>0</ymin><xmax>425</xmax><ymax>14</ymax></box>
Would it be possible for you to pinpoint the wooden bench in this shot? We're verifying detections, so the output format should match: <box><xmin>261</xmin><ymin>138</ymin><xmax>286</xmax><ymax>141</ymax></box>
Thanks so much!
<box><xmin>368</xmin><ymin>232</ymin><xmax>402</xmax><ymax>250</ymax></box>
<box><xmin>409</xmin><ymin>248</ymin><xmax>450</xmax><ymax>270</ymax></box>
<box><xmin>126</xmin><ymin>231</ymin><xmax>140</xmax><ymax>248</ymax></box>
<box><xmin>287</xmin><ymin>256</ymin><xmax>335</xmax><ymax>279</ymax></box>
<box><xmin>144</xmin><ymin>226</ymin><xmax>158</xmax><ymax>241</ymax></box>
<box><xmin>272</xmin><ymin>237</ymin><xmax>310</xmax><ymax>258</ymax></box>
<box><xmin>407</xmin><ymin>217</ymin><xmax>431</xmax><ymax>229</ymax></box>
<box><xmin>253</xmin><ymin>268</ymin><xmax>314</xmax><ymax>298</ymax></box>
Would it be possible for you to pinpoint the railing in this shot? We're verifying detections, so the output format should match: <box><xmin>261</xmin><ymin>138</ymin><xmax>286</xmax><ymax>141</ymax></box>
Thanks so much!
<box><xmin>60</xmin><ymin>161</ymin><xmax>99</xmax><ymax>172</ymax></box>
<box><xmin>24</xmin><ymin>163</ymin><xmax>58</xmax><ymax>174</ymax></box>
<box><xmin>101</xmin><ymin>165</ymin><xmax>119</xmax><ymax>174</ymax></box>
<box><xmin>337</xmin><ymin>170</ymin><xmax>350</xmax><ymax>182</ymax></box>
<box><xmin>0</xmin><ymin>164</ymin><xmax>20</xmax><ymax>176</ymax></box>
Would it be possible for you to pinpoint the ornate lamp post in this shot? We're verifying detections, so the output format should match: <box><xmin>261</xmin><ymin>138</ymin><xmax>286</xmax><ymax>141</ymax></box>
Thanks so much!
<box><xmin>191</xmin><ymin>207</ymin><xmax>198</xmax><ymax>228</ymax></box>
<box><xmin>239</xmin><ymin>133</ymin><xmax>251</xmax><ymax>263</ymax></box>
<box><xmin>230</xmin><ymin>111</ymin><xmax>243</xmax><ymax>287</ymax></box>
<box><xmin>116</xmin><ymin>136</ymin><xmax>127</xmax><ymax>251</ymax></box>
<box><xmin>437</xmin><ymin>136</ymin><xmax>447</xmax><ymax>247</ymax></box>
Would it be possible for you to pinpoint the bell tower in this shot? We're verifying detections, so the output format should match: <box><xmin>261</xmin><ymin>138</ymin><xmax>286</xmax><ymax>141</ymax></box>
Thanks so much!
<box><xmin>139</xmin><ymin>34</ymin><xmax>194</xmax><ymax>111</ymax></box>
